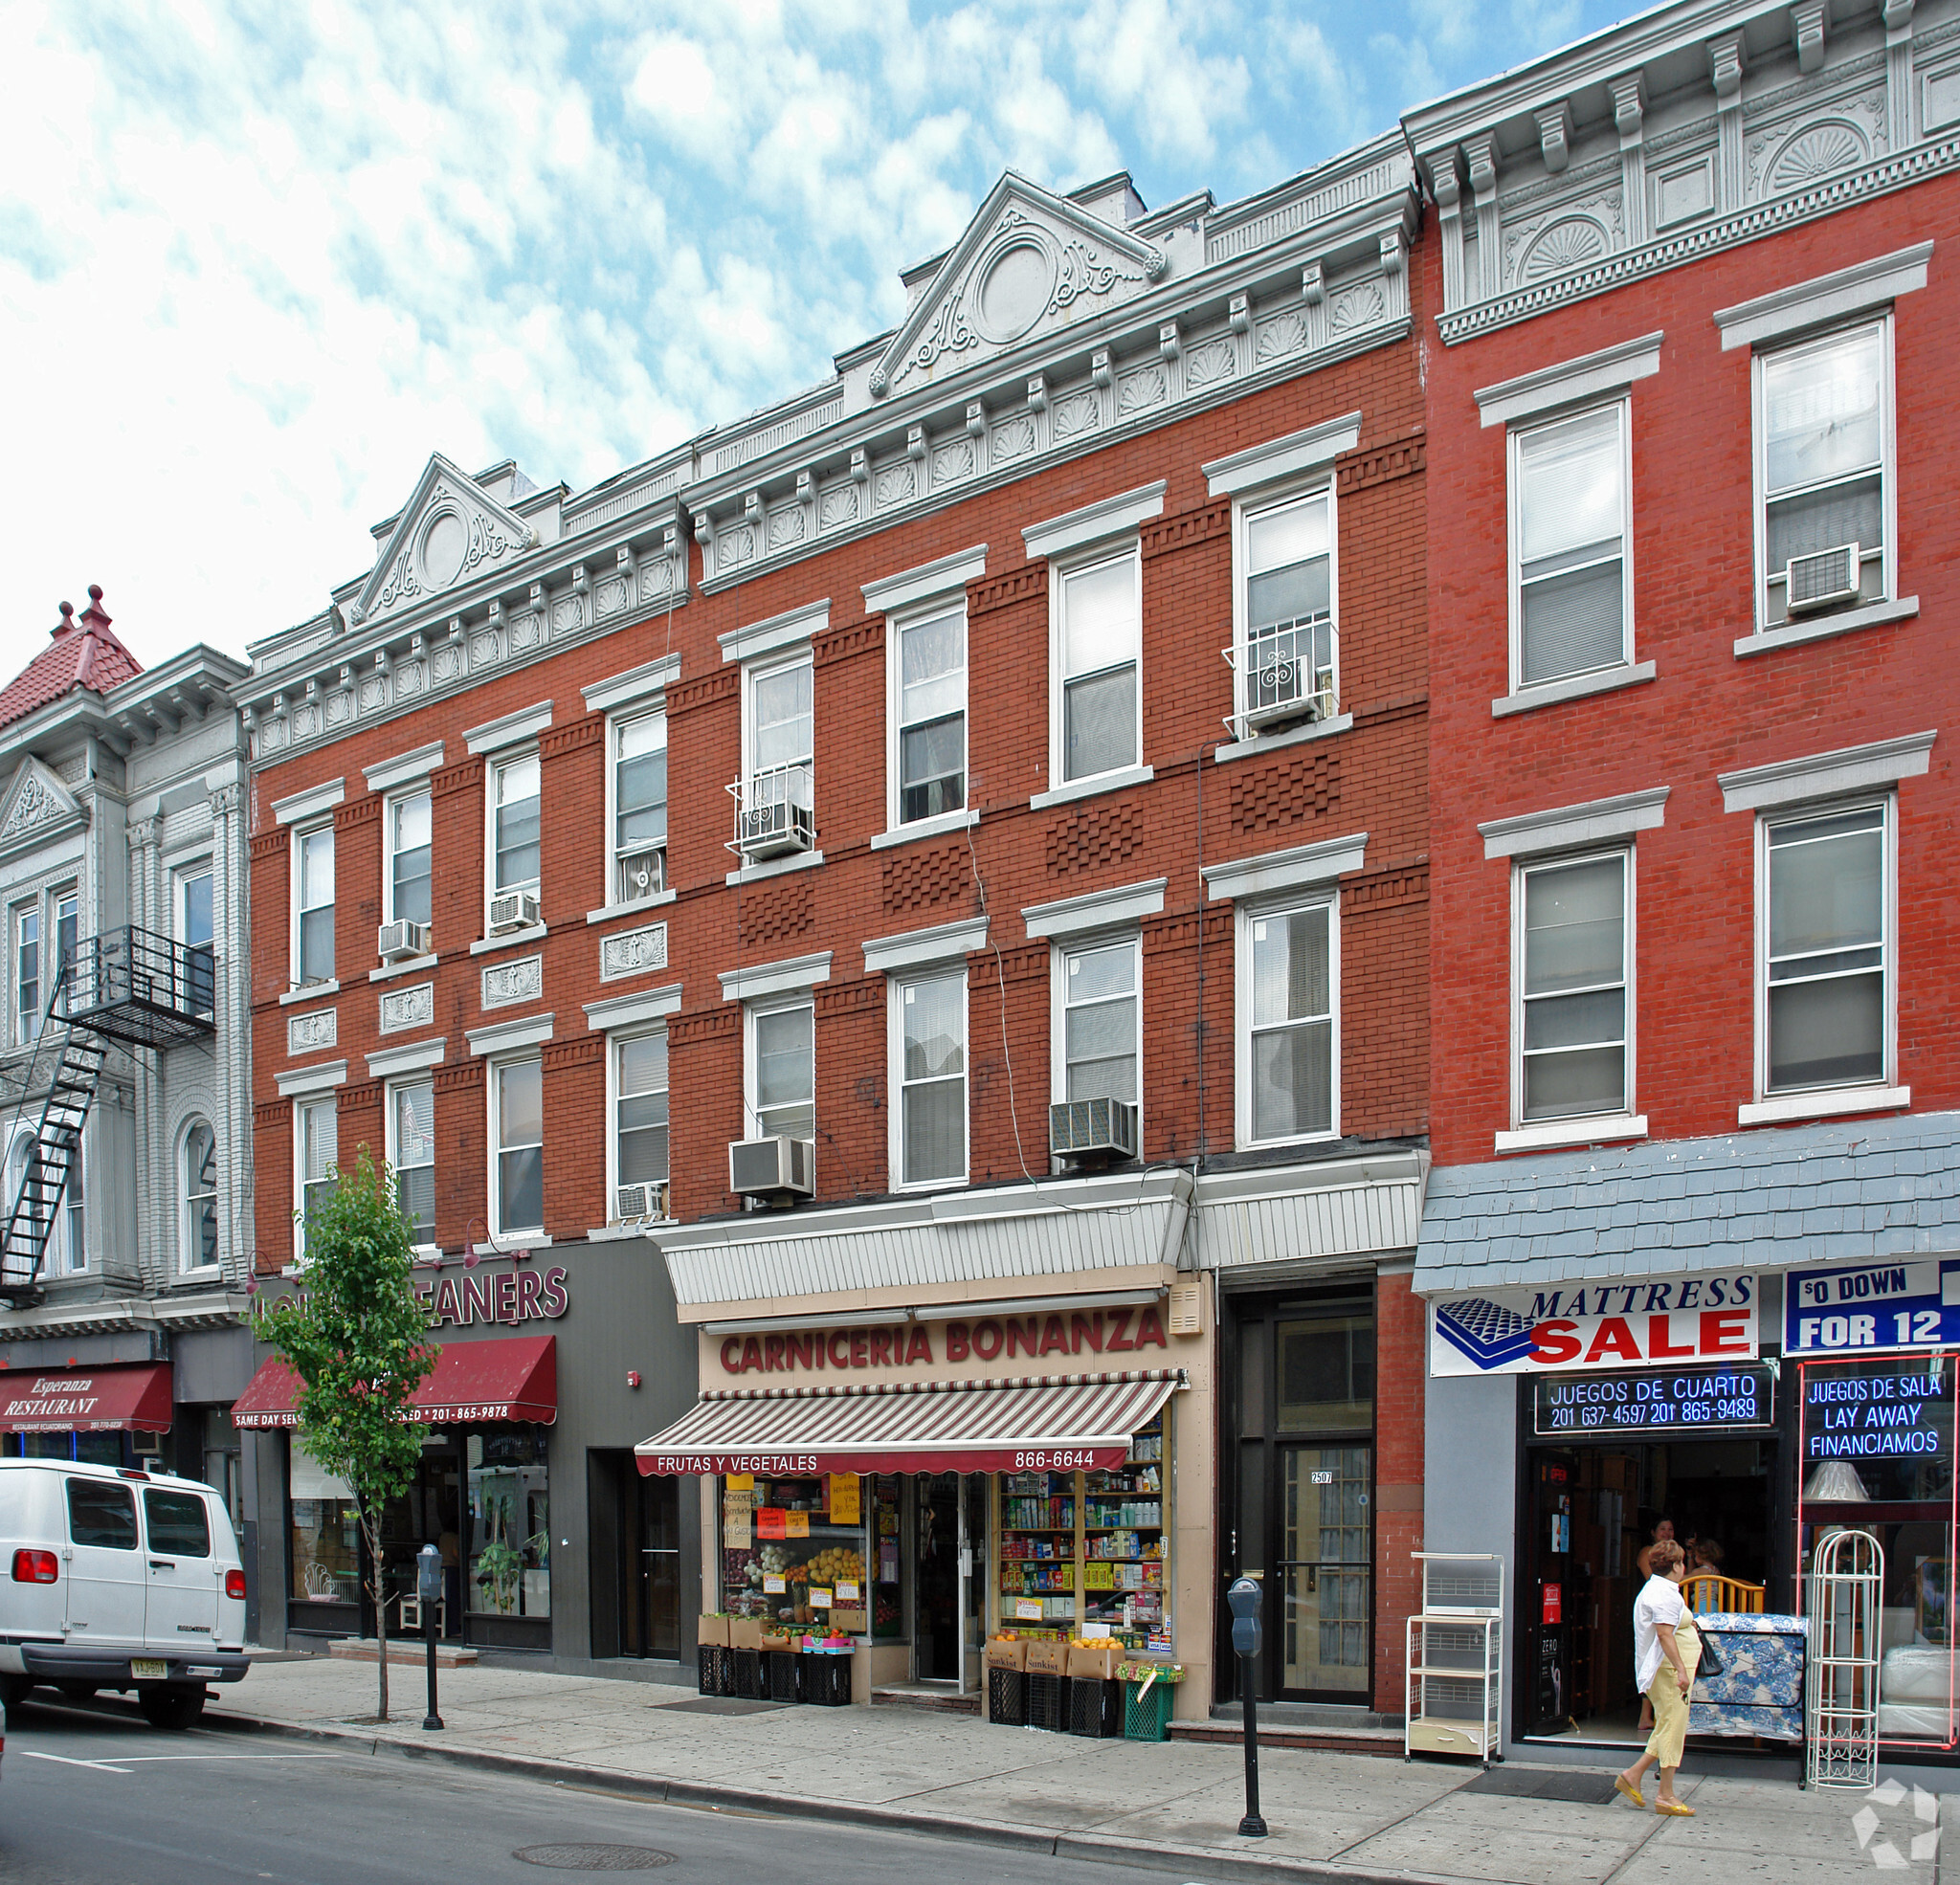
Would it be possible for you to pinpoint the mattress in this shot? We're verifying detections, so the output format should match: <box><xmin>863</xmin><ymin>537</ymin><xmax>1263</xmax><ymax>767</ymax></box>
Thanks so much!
<box><xmin>1688</xmin><ymin>1611</ymin><xmax>1805</xmax><ymax>1742</ymax></box>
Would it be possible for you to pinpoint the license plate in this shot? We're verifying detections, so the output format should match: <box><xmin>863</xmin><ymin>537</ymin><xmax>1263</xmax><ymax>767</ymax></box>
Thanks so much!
<box><xmin>130</xmin><ymin>1659</ymin><xmax>167</xmax><ymax>1680</ymax></box>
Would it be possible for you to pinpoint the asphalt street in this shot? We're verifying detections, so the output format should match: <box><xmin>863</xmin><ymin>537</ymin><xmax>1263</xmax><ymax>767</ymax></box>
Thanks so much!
<box><xmin>0</xmin><ymin>1692</ymin><xmax>1184</xmax><ymax>1885</ymax></box>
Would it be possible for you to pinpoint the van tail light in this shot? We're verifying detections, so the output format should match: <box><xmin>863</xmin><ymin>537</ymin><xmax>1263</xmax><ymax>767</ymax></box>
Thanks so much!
<box><xmin>11</xmin><ymin>1548</ymin><xmax>57</xmax><ymax>1584</ymax></box>
<box><xmin>225</xmin><ymin>1568</ymin><xmax>248</xmax><ymax>1601</ymax></box>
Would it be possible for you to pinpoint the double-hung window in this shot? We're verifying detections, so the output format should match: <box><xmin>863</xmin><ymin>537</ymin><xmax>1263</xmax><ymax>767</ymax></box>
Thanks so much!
<box><xmin>612</xmin><ymin>713</ymin><xmax>668</xmax><ymax>903</ymax></box>
<box><xmin>1055</xmin><ymin>550</ymin><xmax>1141</xmax><ymax>785</ymax></box>
<box><xmin>492</xmin><ymin>1056</ymin><xmax>545</xmax><ymax>1236</ymax></box>
<box><xmin>179</xmin><ymin>868</ymin><xmax>214</xmax><ymax>1018</ymax></box>
<box><xmin>1516</xmin><ymin>853</ymin><xmax>1630</xmax><ymax>1124</ymax></box>
<box><xmin>491</xmin><ymin>754</ymin><xmax>542</xmax><ymax>909</ymax></box>
<box><xmin>296</xmin><ymin>1096</ymin><xmax>337</xmax><ymax>1260</ymax></box>
<box><xmin>1058</xmin><ymin>938</ymin><xmax>1140</xmax><ymax>1116</ymax></box>
<box><xmin>181</xmin><ymin>1120</ymin><xmax>218</xmax><ymax>1273</ymax></box>
<box><xmin>741</xmin><ymin>654</ymin><xmax>814</xmax><ymax>850</ymax></box>
<box><xmin>295</xmin><ymin>824</ymin><xmax>335</xmax><ymax>986</ymax></box>
<box><xmin>387</xmin><ymin>789</ymin><xmax>433</xmax><ymax>932</ymax></box>
<box><xmin>62</xmin><ymin>1138</ymin><xmax>83</xmax><ymax>1274</ymax></box>
<box><xmin>52</xmin><ymin>892</ymin><xmax>76</xmax><ymax>1015</ymax></box>
<box><xmin>1241</xmin><ymin>899</ymin><xmax>1337</xmax><ymax>1143</ymax></box>
<box><xmin>1509</xmin><ymin>401</ymin><xmax>1631</xmax><ymax>689</ymax></box>
<box><xmin>1756</xmin><ymin>320</ymin><xmax>1892</xmax><ymax>626</ymax></box>
<box><xmin>613</xmin><ymin>1030</ymin><xmax>670</xmax><ymax>1217</ymax></box>
<box><xmin>1236</xmin><ymin>486</ymin><xmax>1336</xmax><ymax>728</ymax></box>
<box><xmin>893</xmin><ymin>970</ymin><xmax>966</xmax><ymax>1188</ymax></box>
<box><xmin>893</xmin><ymin>606</ymin><xmax>967</xmax><ymax>825</ymax></box>
<box><xmin>15</xmin><ymin>905</ymin><xmax>38</xmax><ymax>1044</ymax></box>
<box><xmin>1760</xmin><ymin>802</ymin><xmax>1889</xmax><ymax>1095</ymax></box>
<box><xmin>747</xmin><ymin>997</ymin><xmax>813</xmax><ymax>1142</ymax></box>
<box><xmin>389</xmin><ymin>1078</ymin><xmax>436</xmax><ymax>1247</ymax></box>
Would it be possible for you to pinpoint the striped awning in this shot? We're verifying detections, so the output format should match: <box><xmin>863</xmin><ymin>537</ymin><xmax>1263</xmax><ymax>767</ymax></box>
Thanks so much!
<box><xmin>635</xmin><ymin>1369</ymin><xmax>1184</xmax><ymax>1476</ymax></box>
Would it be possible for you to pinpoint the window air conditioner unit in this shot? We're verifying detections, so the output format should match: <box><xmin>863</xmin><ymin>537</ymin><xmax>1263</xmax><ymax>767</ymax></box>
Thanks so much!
<box><xmin>488</xmin><ymin>890</ymin><xmax>540</xmax><ymax>934</ymax></box>
<box><xmin>1243</xmin><ymin>688</ymin><xmax>1326</xmax><ymax>733</ymax></box>
<box><xmin>738</xmin><ymin>794</ymin><xmax>814</xmax><ymax>862</ymax></box>
<box><xmin>133</xmin><ymin>1429</ymin><xmax>163</xmax><ymax>1457</ymax></box>
<box><xmin>618</xmin><ymin>847</ymin><xmax>666</xmax><ymax>902</ymax></box>
<box><xmin>376</xmin><ymin>919</ymin><xmax>430</xmax><ymax>963</ymax></box>
<box><xmin>1786</xmin><ymin>543</ymin><xmax>1860</xmax><ymax>614</ymax></box>
<box><xmin>728</xmin><ymin>1136</ymin><xmax>815</xmax><ymax>1200</ymax></box>
<box><xmin>614</xmin><ymin>1181</ymin><xmax>668</xmax><ymax>1223</ymax></box>
<box><xmin>1049</xmin><ymin>1098</ymin><xmax>1140</xmax><ymax>1164</ymax></box>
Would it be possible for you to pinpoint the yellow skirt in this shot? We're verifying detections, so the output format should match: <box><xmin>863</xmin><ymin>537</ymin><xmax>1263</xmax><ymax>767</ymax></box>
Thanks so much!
<box><xmin>1643</xmin><ymin>1621</ymin><xmax>1702</xmax><ymax>1768</ymax></box>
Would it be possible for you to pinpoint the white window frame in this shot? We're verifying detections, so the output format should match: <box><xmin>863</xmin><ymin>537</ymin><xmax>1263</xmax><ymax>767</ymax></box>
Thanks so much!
<box><xmin>14</xmin><ymin>901</ymin><xmax>39</xmax><ymax>1045</ymax></box>
<box><xmin>606</xmin><ymin>709</ymin><xmax>669</xmax><ymax>909</ymax></box>
<box><xmin>486</xmin><ymin>748</ymin><xmax>543</xmax><ymax>913</ymax></box>
<box><xmin>291</xmin><ymin>822</ymin><xmax>335</xmax><ymax>988</ymax></box>
<box><xmin>1506</xmin><ymin>395</ymin><xmax>1635</xmax><ymax>695</ymax></box>
<box><xmin>179</xmin><ymin>1117</ymin><xmax>219</xmax><ymax>1275</ymax></box>
<box><xmin>1234</xmin><ymin>893</ymin><xmax>1341</xmax><ymax>1149</ymax></box>
<box><xmin>885</xmin><ymin>598</ymin><xmax>969</xmax><ymax>832</ymax></box>
<box><xmin>294</xmin><ymin>1094</ymin><xmax>337</xmax><ymax>1263</ymax></box>
<box><xmin>1509</xmin><ymin>848</ymin><xmax>1636</xmax><ymax>1134</ymax></box>
<box><xmin>741</xmin><ymin>648</ymin><xmax>815</xmax><ymax>828</ymax></box>
<box><xmin>1750</xmin><ymin>314</ymin><xmax>1897</xmax><ymax>632</ymax></box>
<box><xmin>744</xmin><ymin>991</ymin><xmax>815</xmax><ymax>1143</ymax></box>
<box><xmin>383</xmin><ymin>785</ymin><xmax>434</xmax><ymax>932</ymax></box>
<box><xmin>60</xmin><ymin>1127</ymin><xmax>83</xmax><ymax>1275</ymax></box>
<box><xmin>887</xmin><ymin>967</ymin><xmax>969</xmax><ymax>1192</ymax></box>
<box><xmin>1231</xmin><ymin>478</ymin><xmax>1340</xmax><ymax>732</ymax></box>
<box><xmin>608</xmin><ymin>1026</ymin><xmax>671</xmax><ymax>1221</ymax></box>
<box><xmin>1753</xmin><ymin>795</ymin><xmax>1896</xmax><ymax>1103</ymax></box>
<box><xmin>488</xmin><ymin>1053</ymin><xmax>546</xmax><ymax>1238</ymax></box>
<box><xmin>51</xmin><ymin>887</ymin><xmax>77</xmax><ymax>1013</ymax></box>
<box><xmin>1048</xmin><ymin>543</ymin><xmax>1144</xmax><ymax>789</ymax></box>
<box><xmin>1051</xmin><ymin>932</ymin><xmax>1144</xmax><ymax>1140</ymax></box>
<box><xmin>385</xmin><ymin>1076</ymin><xmax>437</xmax><ymax>1252</ymax></box>
<box><xmin>176</xmin><ymin>861</ymin><xmax>215</xmax><ymax>1022</ymax></box>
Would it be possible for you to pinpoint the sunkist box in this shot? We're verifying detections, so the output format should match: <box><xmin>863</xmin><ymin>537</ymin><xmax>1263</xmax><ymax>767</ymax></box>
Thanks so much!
<box><xmin>1024</xmin><ymin>1638</ymin><xmax>1070</xmax><ymax>1676</ymax></box>
<box><xmin>697</xmin><ymin>1613</ymin><xmax>730</xmax><ymax>1648</ymax></box>
<box><xmin>727</xmin><ymin>1616</ymin><xmax>766</xmax><ymax>1651</ymax></box>
<box><xmin>985</xmin><ymin>1635</ymin><xmax>1028</xmax><ymax>1671</ymax></box>
<box><xmin>1067</xmin><ymin>1643</ymin><xmax>1122</xmax><ymax>1681</ymax></box>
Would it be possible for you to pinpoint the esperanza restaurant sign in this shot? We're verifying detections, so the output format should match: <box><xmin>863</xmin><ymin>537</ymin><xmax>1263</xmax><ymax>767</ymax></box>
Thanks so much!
<box><xmin>1430</xmin><ymin>1274</ymin><xmax>1758</xmax><ymax>1377</ymax></box>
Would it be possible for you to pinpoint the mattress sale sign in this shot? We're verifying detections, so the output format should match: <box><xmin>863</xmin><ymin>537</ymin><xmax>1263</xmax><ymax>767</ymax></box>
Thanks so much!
<box><xmin>1430</xmin><ymin>1275</ymin><xmax>1758</xmax><ymax>1377</ymax></box>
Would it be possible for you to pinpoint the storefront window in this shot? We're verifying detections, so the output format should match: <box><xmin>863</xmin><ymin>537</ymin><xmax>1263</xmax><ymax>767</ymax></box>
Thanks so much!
<box><xmin>1799</xmin><ymin>1353</ymin><xmax>1957</xmax><ymax>1746</ymax></box>
<box><xmin>290</xmin><ymin>1439</ymin><xmax>360</xmax><ymax>1607</ymax></box>
<box><xmin>467</xmin><ymin>1430</ymin><xmax>550</xmax><ymax>1618</ymax></box>
<box><xmin>721</xmin><ymin>1473</ymin><xmax>869</xmax><ymax>1631</ymax></box>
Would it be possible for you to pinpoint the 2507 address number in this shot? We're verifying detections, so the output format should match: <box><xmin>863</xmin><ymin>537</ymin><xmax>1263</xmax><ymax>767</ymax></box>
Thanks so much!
<box><xmin>1013</xmin><ymin>1450</ymin><xmax>1097</xmax><ymax>1470</ymax></box>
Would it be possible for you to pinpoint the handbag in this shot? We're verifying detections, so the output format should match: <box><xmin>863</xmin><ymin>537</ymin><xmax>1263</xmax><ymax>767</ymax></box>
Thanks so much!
<box><xmin>1692</xmin><ymin>1625</ymin><xmax>1726</xmax><ymax>1681</ymax></box>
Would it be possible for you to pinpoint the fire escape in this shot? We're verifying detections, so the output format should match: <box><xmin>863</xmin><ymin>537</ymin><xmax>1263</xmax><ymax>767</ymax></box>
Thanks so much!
<box><xmin>0</xmin><ymin>928</ymin><xmax>215</xmax><ymax>1303</ymax></box>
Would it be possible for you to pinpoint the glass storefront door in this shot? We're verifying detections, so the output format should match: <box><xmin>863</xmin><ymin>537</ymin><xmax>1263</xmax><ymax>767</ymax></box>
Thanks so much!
<box><xmin>915</xmin><ymin>1473</ymin><xmax>961</xmax><ymax>1679</ymax></box>
<box><xmin>635</xmin><ymin>1473</ymin><xmax>682</xmax><ymax>1660</ymax></box>
<box><xmin>1280</xmin><ymin>1443</ymin><xmax>1372</xmax><ymax>1697</ymax></box>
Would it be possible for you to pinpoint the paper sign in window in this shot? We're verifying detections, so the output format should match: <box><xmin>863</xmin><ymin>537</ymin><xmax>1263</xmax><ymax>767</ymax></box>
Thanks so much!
<box><xmin>756</xmin><ymin>1508</ymin><xmax>786</xmax><ymax>1540</ymax></box>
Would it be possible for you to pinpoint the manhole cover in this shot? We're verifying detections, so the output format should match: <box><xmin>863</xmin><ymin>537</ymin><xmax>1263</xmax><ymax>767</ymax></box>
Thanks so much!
<box><xmin>513</xmin><ymin>1846</ymin><xmax>677</xmax><ymax>1871</ymax></box>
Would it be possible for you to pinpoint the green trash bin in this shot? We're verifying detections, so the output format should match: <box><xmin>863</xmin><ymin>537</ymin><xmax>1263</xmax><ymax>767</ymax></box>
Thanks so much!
<box><xmin>1124</xmin><ymin>1673</ymin><xmax>1175</xmax><ymax>1742</ymax></box>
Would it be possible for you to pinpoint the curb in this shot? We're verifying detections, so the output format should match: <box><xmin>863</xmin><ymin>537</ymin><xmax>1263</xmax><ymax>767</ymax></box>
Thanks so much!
<box><xmin>204</xmin><ymin>1703</ymin><xmax>1461</xmax><ymax>1885</ymax></box>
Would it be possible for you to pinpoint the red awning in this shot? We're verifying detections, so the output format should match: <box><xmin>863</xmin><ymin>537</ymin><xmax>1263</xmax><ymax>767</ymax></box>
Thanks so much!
<box><xmin>0</xmin><ymin>1363</ymin><xmax>174</xmax><ymax>1433</ymax></box>
<box><xmin>232</xmin><ymin>1335</ymin><xmax>557</xmax><ymax>1430</ymax></box>
<box><xmin>635</xmin><ymin>1369</ymin><xmax>1183</xmax><ymax>1476</ymax></box>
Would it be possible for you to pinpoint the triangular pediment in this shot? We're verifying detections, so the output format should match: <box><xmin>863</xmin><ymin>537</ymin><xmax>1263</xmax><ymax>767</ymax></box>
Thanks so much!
<box><xmin>871</xmin><ymin>173</ymin><xmax>1166</xmax><ymax>402</ymax></box>
<box><xmin>349</xmin><ymin>454</ymin><xmax>538</xmax><ymax>628</ymax></box>
<box><xmin>0</xmin><ymin>757</ymin><xmax>83</xmax><ymax>854</ymax></box>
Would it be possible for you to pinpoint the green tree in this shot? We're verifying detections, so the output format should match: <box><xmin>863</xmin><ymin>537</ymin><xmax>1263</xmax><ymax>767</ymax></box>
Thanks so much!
<box><xmin>254</xmin><ymin>1145</ymin><xmax>435</xmax><ymax>1721</ymax></box>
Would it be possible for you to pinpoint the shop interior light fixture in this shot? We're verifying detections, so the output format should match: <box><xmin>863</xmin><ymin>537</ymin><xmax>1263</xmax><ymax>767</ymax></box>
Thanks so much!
<box><xmin>1803</xmin><ymin>1460</ymin><xmax>1873</xmax><ymax>1502</ymax></box>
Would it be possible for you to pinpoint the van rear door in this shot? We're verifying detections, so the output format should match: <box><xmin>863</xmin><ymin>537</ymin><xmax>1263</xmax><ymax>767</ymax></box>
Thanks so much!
<box><xmin>141</xmin><ymin>1487</ymin><xmax>218</xmax><ymax>1651</ymax></box>
<box><xmin>64</xmin><ymin>1477</ymin><xmax>145</xmax><ymax>1651</ymax></box>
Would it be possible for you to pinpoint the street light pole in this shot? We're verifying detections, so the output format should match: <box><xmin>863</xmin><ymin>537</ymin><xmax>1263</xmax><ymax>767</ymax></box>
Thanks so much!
<box><xmin>417</xmin><ymin>1542</ymin><xmax>444</xmax><ymax>1732</ymax></box>
<box><xmin>1227</xmin><ymin>1575</ymin><xmax>1267</xmax><ymax>1838</ymax></box>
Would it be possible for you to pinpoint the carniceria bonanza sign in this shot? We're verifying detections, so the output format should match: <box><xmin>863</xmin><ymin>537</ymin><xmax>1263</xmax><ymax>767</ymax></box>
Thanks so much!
<box><xmin>1429</xmin><ymin>1274</ymin><xmax>1758</xmax><ymax>1377</ymax></box>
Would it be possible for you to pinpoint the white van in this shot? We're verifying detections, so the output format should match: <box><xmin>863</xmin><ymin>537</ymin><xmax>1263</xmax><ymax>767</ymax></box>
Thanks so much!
<box><xmin>0</xmin><ymin>1458</ymin><xmax>251</xmax><ymax>1727</ymax></box>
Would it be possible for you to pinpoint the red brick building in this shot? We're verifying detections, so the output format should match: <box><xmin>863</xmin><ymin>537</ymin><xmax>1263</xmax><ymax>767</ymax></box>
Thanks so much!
<box><xmin>1407</xmin><ymin>0</ymin><xmax>1960</xmax><ymax>1760</ymax></box>
<box><xmin>239</xmin><ymin>144</ymin><xmax>1434</xmax><ymax>1716</ymax></box>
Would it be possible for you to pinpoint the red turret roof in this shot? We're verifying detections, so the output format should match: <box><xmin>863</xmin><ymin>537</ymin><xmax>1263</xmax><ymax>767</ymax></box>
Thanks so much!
<box><xmin>0</xmin><ymin>586</ymin><xmax>143</xmax><ymax>733</ymax></box>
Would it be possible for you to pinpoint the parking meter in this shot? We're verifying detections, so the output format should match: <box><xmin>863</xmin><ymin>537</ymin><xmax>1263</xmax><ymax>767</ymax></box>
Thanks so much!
<box><xmin>1227</xmin><ymin>1576</ymin><xmax>1266</xmax><ymax>1836</ymax></box>
<box><xmin>417</xmin><ymin>1543</ymin><xmax>443</xmax><ymax>1732</ymax></box>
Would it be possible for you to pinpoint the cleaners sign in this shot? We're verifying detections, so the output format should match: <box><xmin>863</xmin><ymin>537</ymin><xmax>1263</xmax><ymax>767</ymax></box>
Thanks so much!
<box><xmin>1785</xmin><ymin>1258</ymin><xmax>1960</xmax><ymax>1358</ymax></box>
<box><xmin>1429</xmin><ymin>1274</ymin><xmax>1757</xmax><ymax>1378</ymax></box>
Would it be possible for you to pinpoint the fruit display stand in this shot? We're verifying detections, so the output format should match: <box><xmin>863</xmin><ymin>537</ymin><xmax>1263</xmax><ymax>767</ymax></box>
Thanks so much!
<box><xmin>1119</xmin><ymin>1658</ymin><xmax>1183</xmax><ymax>1742</ymax></box>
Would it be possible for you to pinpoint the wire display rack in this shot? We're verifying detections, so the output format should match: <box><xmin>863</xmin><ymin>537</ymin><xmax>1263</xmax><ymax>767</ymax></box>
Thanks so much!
<box><xmin>1405</xmin><ymin>1552</ymin><xmax>1504</xmax><ymax>1765</ymax></box>
<box><xmin>1806</xmin><ymin>1527</ymin><xmax>1883</xmax><ymax>1789</ymax></box>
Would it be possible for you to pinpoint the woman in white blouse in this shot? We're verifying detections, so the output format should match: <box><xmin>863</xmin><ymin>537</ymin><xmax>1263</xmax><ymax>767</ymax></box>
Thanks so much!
<box><xmin>1616</xmin><ymin>1538</ymin><xmax>1700</xmax><ymax>1816</ymax></box>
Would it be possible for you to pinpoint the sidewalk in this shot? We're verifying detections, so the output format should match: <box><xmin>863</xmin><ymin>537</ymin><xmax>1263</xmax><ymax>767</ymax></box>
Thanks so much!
<box><xmin>211</xmin><ymin>1653</ymin><xmax>1929</xmax><ymax>1883</ymax></box>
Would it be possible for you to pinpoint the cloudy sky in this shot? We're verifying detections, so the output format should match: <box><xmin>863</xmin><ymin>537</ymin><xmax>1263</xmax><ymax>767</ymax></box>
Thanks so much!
<box><xmin>2</xmin><ymin>0</ymin><xmax>1633</xmax><ymax>681</ymax></box>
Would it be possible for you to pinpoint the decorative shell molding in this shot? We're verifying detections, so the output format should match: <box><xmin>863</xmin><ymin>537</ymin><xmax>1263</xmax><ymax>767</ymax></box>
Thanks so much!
<box><xmin>600</xmin><ymin>921</ymin><xmax>669</xmax><ymax>983</ymax></box>
<box><xmin>287</xmin><ymin>1009</ymin><xmax>337</xmax><ymax>1055</ymax></box>
<box><xmin>481</xmin><ymin>954</ymin><xmax>544</xmax><ymax>1010</ymax></box>
<box><xmin>379</xmin><ymin>983</ymin><xmax>435</xmax><ymax>1034</ymax></box>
